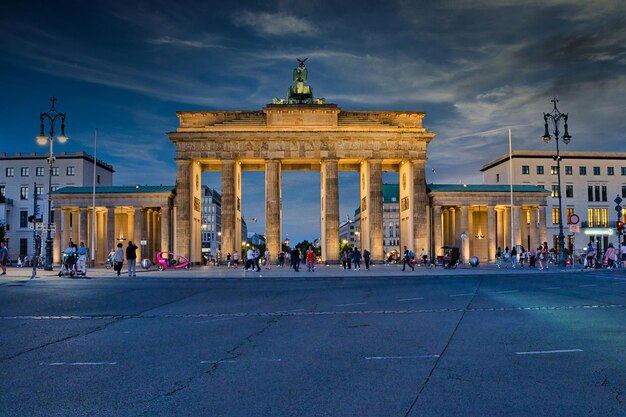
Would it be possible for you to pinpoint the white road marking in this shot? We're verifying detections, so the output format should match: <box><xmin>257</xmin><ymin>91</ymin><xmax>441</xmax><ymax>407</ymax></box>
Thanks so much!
<box><xmin>41</xmin><ymin>362</ymin><xmax>117</xmax><ymax>366</ymax></box>
<box><xmin>515</xmin><ymin>349</ymin><xmax>583</xmax><ymax>355</ymax></box>
<box><xmin>541</xmin><ymin>287</ymin><xmax>561</xmax><ymax>290</ymax></box>
<box><xmin>397</xmin><ymin>297</ymin><xmax>425</xmax><ymax>302</ymax></box>
<box><xmin>201</xmin><ymin>358</ymin><xmax>282</xmax><ymax>364</ymax></box>
<box><xmin>579</xmin><ymin>284</ymin><xmax>597</xmax><ymax>288</ymax></box>
<box><xmin>196</xmin><ymin>316</ymin><xmax>242</xmax><ymax>324</ymax></box>
<box><xmin>365</xmin><ymin>355</ymin><xmax>440</xmax><ymax>360</ymax></box>
<box><xmin>336</xmin><ymin>302</ymin><xmax>367</xmax><ymax>307</ymax></box>
<box><xmin>449</xmin><ymin>293</ymin><xmax>474</xmax><ymax>297</ymax></box>
<box><xmin>494</xmin><ymin>290</ymin><xmax>520</xmax><ymax>294</ymax></box>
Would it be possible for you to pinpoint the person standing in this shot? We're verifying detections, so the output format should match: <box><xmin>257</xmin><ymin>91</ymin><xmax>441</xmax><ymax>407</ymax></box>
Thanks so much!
<box><xmin>519</xmin><ymin>246</ymin><xmax>526</xmax><ymax>268</ymax></box>
<box><xmin>264</xmin><ymin>249</ymin><xmax>271</xmax><ymax>270</ymax></box>
<box><xmin>621</xmin><ymin>242</ymin><xmax>626</xmax><ymax>268</ymax></box>
<box><xmin>503</xmin><ymin>246</ymin><xmax>510</xmax><ymax>269</ymax></box>
<box><xmin>352</xmin><ymin>247</ymin><xmax>362</xmax><ymax>270</ymax></box>
<box><xmin>245</xmin><ymin>247</ymin><xmax>254</xmax><ymax>271</ymax></box>
<box><xmin>584</xmin><ymin>242</ymin><xmax>595</xmax><ymax>269</ymax></box>
<box><xmin>528</xmin><ymin>247</ymin><xmax>536</xmax><ymax>268</ymax></box>
<box><xmin>340</xmin><ymin>250</ymin><xmax>348</xmax><ymax>270</ymax></box>
<box><xmin>232</xmin><ymin>250</ymin><xmax>239</xmax><ymax>268</ymax></box>
<box><xmin>0</xmin><ymin>241</ymin><xmax>8</xmax><ymax>275</ymax></box>
<box><xmin>306</xmin><ymin>246</ymin><xmax>316</xmax><ymax>272</ymax></box>
<box><xmin>291</xmin><ymin>247</ymin><xmax>301</xmax><ymax>272</ymax></box>
<box><xmin>542</xmin><ymin>242</ymin><xmax>550</xmax><ymax>269</ymax></box>
<box><xmin>421</xmin><ymin>248</ymin><xmax>428</xmax><ymax>267</ymax></box>
<box><xmin>77</xmin><ymin>242</ymin><xmax>88</xmax><ymax>275</ymax></box>
<box><xmin>113</xmin><ymin>243</ymin><xmax>124</xmax><ymax>277</ymax></box>
<box><xmin>495</xmin><ymin>246</ymin><xmax>502</xmax><ymax>269</ymax></box>
<box><xmin>126</xmin><ymin>241</ymin><xmax>138</xmax><ymax>277</ymax></box>
<box><xmin>363</xmin><ymin>249</ymin><xmax>371</xmax><ymax>270</ymax></box>
<box><xmin>510</xmin><ymin>246</ymin><xmax>517</xmax><ymax>269</ymax></box>
<box><xmin>402</xmin><ymin>247</ymin><xmax>414</xmax><ymax>271</ymax></box>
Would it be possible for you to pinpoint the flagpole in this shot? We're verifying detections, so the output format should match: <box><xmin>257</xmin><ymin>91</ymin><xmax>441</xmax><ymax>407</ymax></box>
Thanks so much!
<box><xmin>90</xmin><ymin>128</ymin><xmax>97</xmax><ymax>267</ymax></box>
<box><xmin>509</xmin><ymin>128</ymin><xmax>514</xmax><ymax>251</ymax></box>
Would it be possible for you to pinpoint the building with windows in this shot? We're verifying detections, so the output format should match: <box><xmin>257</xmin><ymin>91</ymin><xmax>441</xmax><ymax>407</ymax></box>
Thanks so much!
<box><xmin>200</xmin><ymin>185</ymin><xmax>221</xmax><ymax>262</ymax></box>
<box><xmin>481</xmin><ymin>151</ymin><xmax>626</xmax><ymax>255</ymax></box>
<box><xmin>0</xmin><ymin>151</ymin><xmax>114</xmax><ymax>260</ymax></box>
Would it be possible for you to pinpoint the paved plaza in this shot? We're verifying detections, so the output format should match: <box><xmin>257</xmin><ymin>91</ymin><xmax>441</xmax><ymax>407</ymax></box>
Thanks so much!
<box><xmin>1</xmin><ymin>265</ymin><xmax>625</xmax><ymax>416</ymax></box>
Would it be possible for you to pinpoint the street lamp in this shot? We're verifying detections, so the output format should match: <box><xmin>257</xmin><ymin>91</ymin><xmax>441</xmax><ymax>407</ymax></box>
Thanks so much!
<box><xmin>542</xmin><ymin>97</ymin><xmax>571</xmax><ymax>267</ymax></box>
<box><xmin>460</xmin><ymin>231</ymin><xmax>467</xmax><ymax>265</ymax></box>
<box><xmin>36</xmin><ymin>97</ymin><xmax>68</xmax><ymax>271</ymax></box>
<box><xmin>284</xmin><ymin>237</ymin><xmax>290</xmax><ymax>248</ymax></box>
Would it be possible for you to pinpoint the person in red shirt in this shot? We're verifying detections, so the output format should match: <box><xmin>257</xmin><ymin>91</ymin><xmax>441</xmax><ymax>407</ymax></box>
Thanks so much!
<box><xmin>306</xmin><ymin>246</ymin><xmax>316</xmax><ymax>272</ymax></box>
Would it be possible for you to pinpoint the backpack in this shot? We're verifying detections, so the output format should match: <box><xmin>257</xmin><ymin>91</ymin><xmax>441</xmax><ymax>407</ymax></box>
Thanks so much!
<box><xmin>408</xmin><ymin>250</ymin><xmax>415</xmax><ymax>258</ymax></box>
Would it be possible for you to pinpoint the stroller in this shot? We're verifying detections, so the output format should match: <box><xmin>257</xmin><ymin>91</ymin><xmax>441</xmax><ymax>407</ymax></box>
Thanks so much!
<box><xmin>59</xmin><ymin>252</ymin><xmax>78</xmax><ymax>277</ymax></box>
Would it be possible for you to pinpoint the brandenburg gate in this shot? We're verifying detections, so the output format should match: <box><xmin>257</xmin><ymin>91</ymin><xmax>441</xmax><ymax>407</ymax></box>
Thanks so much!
<box><xmin>168</xmin><ymin>105</ymin><xmax>435</xmax><ymax>263</ymax></box>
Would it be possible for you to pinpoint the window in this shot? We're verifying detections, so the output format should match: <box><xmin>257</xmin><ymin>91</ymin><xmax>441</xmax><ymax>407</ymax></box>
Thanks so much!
<box><xmin>622</xmin><ymin>167</ymin><xmax>626</xmax><ymax>176</ymax></box>
<box><xmin>36</xmin><ymin>186</ymin><xmax>44</xmax><ymax>197</ymax></box>
<box><xmin>551</xmin><ymin>207</ymin><xmax>560</xmax><ymax>225</ymax></box>
<box><xmin>6</xmin><ymin>168</ymin><xmax>14</xmax><ymax>177</ymax></box>
<box><xmin>608</xmin><ymin>167</ymin><xmax>614</xmax><ymax>176</ymax></box>
<box><xmin>51</xmin><ymin>186</ymin><xmax>58</xmax><ymax>192</ymax></box>
<box><xmin>593</xmin><ymin>166</ymin><xmax>600</xmax><ymax>175</ymax></box>
<box><xmin>551</xmin><ymin>166</ymin><xmax>558</xmax><ymax>175</ymax></box>
<box><xmin>580</xmin><ymin>166</ymin><xmax>586</xmax><ymax>175</ymax></box>
<box><xmin>565</xmin><ymin>166</ymin><xmax>572</xmax><ymax>175</ymax></box>
<box><xmin>97</xmin><ymin>175</ymin><xmax>101</xmax><ymax>184</ymax></box>
<box><xmin>551</xmin><ymin>185</ymin><xmax>559</xmax><ymax>198</ymax></box>
<box><xmin>565</xmin><ymin>185</ymin><xmax>573</xmax><ymax>198</ymax></box>
<box><xmin>19</xmin><ymin>239</ymin><xmax>28</xmax><ymax>258</ymax></box>
<box><xmin>36</xmin><ymin>167</ymin><xmax>44</xmax><ymax>176</ymax></box>
<box><xmin>566</xmin><ymin>208</ymin><xmax>574</xmax><ymax>223</ymax></box>
<box><xmin>66</xmin><ymin>166</ymin><xmax>75</xmax><ymax>176</ymax></box>
<box><xmin>536</xmin><ymin>166</ymin><xmax>544</xmax><ymax>175</ymax></box>
<box><xmin>595</xmin><ymin>185</ymin><xmax>600</xmax><ymax>201</ymax></box>
<box><xmin>51</xmin><ymin>167</ymin><xmax>59</xmax><ymax>176</ymax></box>
<box><xmin>521</xmin><ymin>165</ymin><xmax>530</xmax><ymax>175</ymax></box>
<box><xmin>0</xmin><ymin>185</ymin><xmax>4</xmax><ymax>197</ymax></box>
<box><xmin>20</xmin><ymin>187</ymin><xmax>28</xmax><ymax>200</ymax></box>
<box><xmin>496</xmin><ymin>173</ymin><xmax>500</xmax><ymax>182</ymax></box>
<box><xmin>588</xmin><ymin>208</ymin><xmax>609</xmax><ymax>227</ymax></box>
<box><xmin>21</xmin><ymin>167</ymin><xmax>29</xmax><ymax>177</ymax></box>
<box><xmin>588</xmin><ymin>186</ymin><xmax>593</xmax><ymax>202</ymax></box>
<box><xmin>602</xmin><ymin>185</ymin><xmax>607</xmax><ymax>202</ymax></box>
<box><xmin>20</xmin><ymin>211</ymin><xmax>28</xmax><ymax>228</ymax></box>
<box><xmin>622</xmin><ymin>185</ymin><xmax>626</xmax><ymax>198</ymax></box>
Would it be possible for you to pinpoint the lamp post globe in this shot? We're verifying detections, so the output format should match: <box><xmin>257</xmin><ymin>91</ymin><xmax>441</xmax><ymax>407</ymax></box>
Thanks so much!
<box><xmin>36</xmin><ymin>97</ymin><xmax>68</xmax><ymax>271</ymax></box>
<box><xmin>542</xmin><ymin>97</ymin><xmax>571</xmax><ymax>268</ymax></box>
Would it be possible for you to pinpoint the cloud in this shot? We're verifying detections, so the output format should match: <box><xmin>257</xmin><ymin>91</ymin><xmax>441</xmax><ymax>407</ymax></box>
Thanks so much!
<box><xmin>233</xmin><ymin>11</ymin><xmax>318</xmax><ymax>36</ymax></box>
<box><xmin>147</xmin><ymin>36</ymin><xmax>227</xmax><ymax>49</ymax></box>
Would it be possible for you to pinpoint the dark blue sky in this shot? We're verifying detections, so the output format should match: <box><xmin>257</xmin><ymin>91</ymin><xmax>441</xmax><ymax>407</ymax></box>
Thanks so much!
<box><xmin>1</xmin><ymin>1</ymin><xmax>625</xmax><ymax>243</ymax></box>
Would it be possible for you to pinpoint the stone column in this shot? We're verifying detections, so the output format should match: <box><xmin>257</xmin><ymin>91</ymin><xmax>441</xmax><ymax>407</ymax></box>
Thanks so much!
<box><xmin>161</xmin><ymin>205</ymin><xmax>171</xmax><ymax>254</ymax></box>
<box><xmin>320</xmin><ymin>159</ymin><xmax>339</xmax><ymax>262</ymax></box>
<box><xmin>174</xmin><ymin>160</ymin><xmax>191</xmax><ymax>258</ymax></box>
<box><xmin>265</xmin><ymin>159</ymin><xmax>282</xmax><ymax>260</ymax></box>
<box><xmin>520</xmin><ymin>208</ymin><xmax>528</xmax><ymax>250</ymax></box>
<box><xmin>369</xmin><ymin>160</ymin><xmax>384</xmax><ymax>261</ymax></box>
<box><xmin>62</xmin><ymin>209</ymin><xmax>71</xmax><ymax>249</ymax></box>
<box><xmin>433</xmin><ymin>205</ymin><xmax>443</xmax><ymax>257</ymax></box>
<box><xmin>513</xmin><ymin>206</ymin><xmax>522</xmax><ymax>248</ymax></box>
<box><xmin>442</xmin><ymin>208</ymin><xmax>448</xmax><ymax>246</ymax></box>
<box><xmin>504</xmin><ymin>207</ymin><xmax>511</xmax><ymax>249</ymax></box>
<box><xmin>53</xmin><ymin>208</ymin><xmax>61</xmax><ymax>264</ymax></box>
<box><xmin>487</xmin><ymin>205</ymin><xmax>496</xmax><ymax>262</ymax></box>
<box><xmin>496</xmin><ymin>208</ymin><xmax>504</xmax><ymax>249</ymax></box>
<box><xmin>529</xmin><ymin>206</ymin><xmax>538</xmax><ymax>250</ymax></box>
<box><xmin>107</xmin><ymin>207</ymin><xmax>115</xmax><ymax>256</ymax></box>
<box><xmin>539</xmin><ymin>206</ymin><xmax>547</xmax><ymax>246</ymax></box>
<box><xmin>134</xmin><ymin>208</ymin><xmax>144</xmax><ymax>259</ymax></box>
<box><xmin>221</xmin><ymin>160</ymin><xmax>237</xmax><ymax>257</ymax></box>
<box><xmin>459</xmin><ymin>205</ymin><xmax>469</xmax><ymax>263</ymax></box>
<box><xmin>411</xmin><ymin>160</ymin><xmax>428</xmax><ymax>253</ymax></box>
<box><xmin>449</xmin><ymin>208</ymin><xmax>456</xmax><ymax>246</ymax></box>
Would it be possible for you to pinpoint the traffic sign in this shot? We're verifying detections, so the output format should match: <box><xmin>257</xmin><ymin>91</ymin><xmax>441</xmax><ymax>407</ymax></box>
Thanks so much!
<box><xmin>569</xmin><ymin>224</ymin><xmax>580</xmax><ymax>233</ymax></box>
<box><xmin>569</xmin><ymin>214</ymin><xmax>580</xmax><ymax>225</ymax></box>
<box><xmin>615</xmin><ymin>196</ymin><xmax>623</xmax><ymax>205</ymax></box>
<box><xmin>616</xmin><ymin>205</ymin><xmax>623</xmax><ymax>213</ymax></box>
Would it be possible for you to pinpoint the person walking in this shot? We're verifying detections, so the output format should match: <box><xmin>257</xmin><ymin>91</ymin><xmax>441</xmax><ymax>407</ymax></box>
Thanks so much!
<box><xmin>77</xmin><ymin>242</ymin><xmax>88</xmax><ymax>275</ymax></box>
<box><xmin>528</xmin><ymin>247</ymin><xmax>536</xmax><ymax>268</ymax></box>
<box><xmin>363</xmin><ymin>249</ymin><xmax>371</xmax><ymax>270</ymax></box>
<box><xmin>113</xmin><ymin>243</ymin><xmax>124</xmax><ymax>277</ymax></box>
<box><xmin>519</xmin><ymin>246</ymin><xmax>526</xmax><ymax>268</ymax></box>
<box><xmin>584</xmin><ymin>242</ymin><xmax>595</xmax><ymax>269</ymax></box>
<box><xmin>542</xmin><ymin>242</ymin><xmax>550</xmax><ymax>269</ymax></box>
<box><xmin>253</xmin><ymin>248</ymin><xmax>261</xmax><ymax>272</ymax></box>
<box><xmin>352</xmin><ymin>247</ymin><xmax>362</xmax><ymax>270</ymax></box>
<box><xmin>245</xmin><ymin>247</ymin><xmax>254</xmax><ymax>271</ymax></box>
<box><xmin>621</xmin><ymin>242</ymin><xmax>626</xmax><ymax>268</ymax></box>
<box><xmin>0</xmin><ymin>241</ymin><xmax>8</xmax><ymax>275</ymax></box>
<box><xmin>232</xmin><ymin>250</ymin><xmax>239</xmax><ymax>268</ymax></box>
<box><xmin>495</xmin><ymin>246</ymin><xmax>502</xmax><ymax>269</ymax></box>
<box><xmin>340</xmin><ymin>250</ymin><xmax>348</xmax><ymax>270</ymax></box>
<box><xmin>126</xmin><ymin>241</ymin><xmax>138</xmax><ymax>277</ymax></box>
<box><xmin>604</xmin><ymin>243</ymin><xmax>617</xmax><ymax>270</ymax></box>
<box><xmin>510</xmin><ymin>246</ymin><xmax>517</xmax><ymax>269</ymax></box>
<box><xmin>503</xmin><ymin>246</ymin><xmax>510</xmax><ymax>269</ymax></box>
<box><xmin>538</xmin><ymin>246</ymin><xmax>546</xmax><ymax>270</ymax></box>
<box><xmin>402</xmin><ymin>247</ymin><xmax>414</xmax><ymax>271</ymax></box>
<box><xmin>421</xmin><ymin>248</ymin><xmax>429</xmax><ymax>267</ymax></box>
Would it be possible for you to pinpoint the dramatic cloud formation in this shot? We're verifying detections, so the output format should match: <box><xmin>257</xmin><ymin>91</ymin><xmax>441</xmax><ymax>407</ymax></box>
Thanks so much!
<box><xmin>1</xmin><ymin>0</ymin><xmax>625</xmax><ymax>242</ymax></box>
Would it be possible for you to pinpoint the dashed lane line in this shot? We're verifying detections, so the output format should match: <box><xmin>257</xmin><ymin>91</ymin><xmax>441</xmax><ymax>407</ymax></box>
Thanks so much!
<box><xmin>40</xmin><ymin>361</ymin><xmax>117</xmax><ymax>366</ymax></box>
<box><xmin>397</xmin><ymin>297</ymin><xmax>425</xmax><ymax>302</ymax></box>
<box><xmin>515</xmin><ymin>349</ymin><xmax>583</xmax><ymax>355</ymax></box>
<box><xmin>365</xmin><ymin>355</ymin><xmax>440</xmax><ymax>360</ymax></box>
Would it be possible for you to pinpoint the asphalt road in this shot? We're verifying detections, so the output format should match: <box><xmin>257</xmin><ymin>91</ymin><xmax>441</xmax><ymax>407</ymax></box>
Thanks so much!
<box><xmin>1</xmin><ymin>268</ymin><xmax>625</xmax><ymax>417</ymax></box>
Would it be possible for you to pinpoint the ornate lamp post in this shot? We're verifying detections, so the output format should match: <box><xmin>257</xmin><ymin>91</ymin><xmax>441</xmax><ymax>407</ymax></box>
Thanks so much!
<box><xmin>36</xmin><ymin>97</ymin><xmax>68</xmax><ymax>271</ymax></box>
<box><xmin>542</xmin><ymin>97</ymin><xmax>571</xmax><ymax>267</ymax></box>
